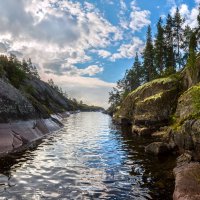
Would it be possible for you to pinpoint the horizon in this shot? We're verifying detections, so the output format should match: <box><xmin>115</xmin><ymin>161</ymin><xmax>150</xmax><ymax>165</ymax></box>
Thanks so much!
<box><xmin>0</xmin><ymin>0</ymin><xmax>198</xmax><ymax>108</ymax></box>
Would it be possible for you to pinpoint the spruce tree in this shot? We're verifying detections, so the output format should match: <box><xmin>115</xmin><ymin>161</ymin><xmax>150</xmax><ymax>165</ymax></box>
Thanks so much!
<box><xmin>154</xmin><ymin>17</ymin><xmax>165</xmax><ymax>75</ymax></box>
<box><xmin>182</xmin><ymin>25</ymin><xmax>193</xmax><ymax>65</ymax></box>
<box><xmin>187</xmin><ymin>32</ymin><xmax>197</xmax><ymax>69</ymax></box>
<box><xmin>143</xmin><ymin>25</ymin><xmax>156</xmax><ymax>82</ymax></box>
<box><xmin>164</xmin><ymin>14</ymin><xmax>176</xmax><ymax>74</ymax></box>
<box><xmin>173</xmin><ymin>7</ymin><xmax>184</xmax><ymax>69</ymax></box>
<box><xmin>196</xmin><ymin>5</ymin><xmax>200</xmax><ymax>48</ymax></box>
<box><xmin>125</xmin><ymin>52</ymin><xmax>142</xmax><ymax>92</ymax></box>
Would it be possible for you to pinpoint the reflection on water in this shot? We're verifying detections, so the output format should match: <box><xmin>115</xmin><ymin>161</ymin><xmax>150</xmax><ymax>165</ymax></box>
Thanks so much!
<box><xmin>0</xmin><ymin>112</ymin><xmax>175</xmax><ymax>199</ymax></box>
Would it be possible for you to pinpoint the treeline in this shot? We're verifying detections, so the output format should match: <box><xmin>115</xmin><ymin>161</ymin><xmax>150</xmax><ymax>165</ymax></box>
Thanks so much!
<box><xmin>109</xmin><ymin>7</ymin><xmax>200</xmax><ymax>112</ymax></box>
<box><xmin>0</xmin><ymin>54</ymin><xmax>40</xmax><ymax>88</ymax></box>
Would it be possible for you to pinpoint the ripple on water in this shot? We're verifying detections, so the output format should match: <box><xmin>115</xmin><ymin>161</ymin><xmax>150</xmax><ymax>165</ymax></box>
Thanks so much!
<box><xmin>0</xmin><ymin>112</ymin><xmax>175</xmax><ymax>200</ymax></box>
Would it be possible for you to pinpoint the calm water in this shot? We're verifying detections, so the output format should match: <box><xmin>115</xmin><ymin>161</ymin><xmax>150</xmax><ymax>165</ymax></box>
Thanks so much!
<box><xmin>0</xmin><ymin>112</ymin><xmax>176</xmax><ymax>200</ymax></box>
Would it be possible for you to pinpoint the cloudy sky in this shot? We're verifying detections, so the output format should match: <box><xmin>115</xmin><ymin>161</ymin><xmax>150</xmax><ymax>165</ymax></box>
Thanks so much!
<box><xmin>0</xmin><ymin>0</ymin><xmax>198</xmax><ymax>108</ymax></box>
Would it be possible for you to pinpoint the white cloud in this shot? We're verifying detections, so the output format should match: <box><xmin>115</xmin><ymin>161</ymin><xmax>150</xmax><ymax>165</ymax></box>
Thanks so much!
<box><xmin>0</xmin><ymin>0</ymin><xmax>121</xmax><ymax>73</ymax></box>
<box><xmin>42</xmin><ymin>73</ymin><xmax>115</xmax><ymax>108</ymax></box>
<box><xmin>92</xmin><ymin>50</ymin><xmax>111</xmax><ymax>58</ymax></box>
<box><xmin>0</xmin><ymin>0</ymin><xmax>123</xmax><ymax>107</ymax></box>
<box><xmin>110</xmin><ymin>37</ymin><xmax>144</xmax><ymax>61</ymax></box>
<box><xmin>170</xmin><ymin>3</ymin><xmax>199</xmax><ymax>29</ymax></box>
<box><xmin>129</xmin><ymin>1</ymin><xmax>151</xmax><ymax>32</ymax></box>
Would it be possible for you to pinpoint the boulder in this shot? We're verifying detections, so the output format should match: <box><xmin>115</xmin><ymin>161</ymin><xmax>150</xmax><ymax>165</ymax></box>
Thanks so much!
<box><xmin>114</xmin><ymin>75</ymin><xmax>181</xmax><ymax>131</ymax></box>
<box><xmin>145</xmin><ymin>142</ymin><xmax>170</xmax><ymax>155</ymax></box>
<box><xmin>132</xmin><ymin>125</ymin><xmax>154</xmax><ymax>136</ymax></box>
<box><xmin>173</xmin><ymin>162</ymin><xmax>200</xmax><ymax>200</ymax></box>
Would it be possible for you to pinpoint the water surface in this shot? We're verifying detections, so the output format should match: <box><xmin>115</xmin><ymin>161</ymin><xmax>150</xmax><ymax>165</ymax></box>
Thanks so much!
<box><xmin>0</xmin><ymin>112</ymin><xmax>175</xmax><ymax>199</ymax></box>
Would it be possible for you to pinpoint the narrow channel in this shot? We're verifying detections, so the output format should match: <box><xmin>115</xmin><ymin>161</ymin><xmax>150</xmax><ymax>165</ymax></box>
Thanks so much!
<box><xmin>0</xmin><ymin>112</ymin><xmax>176</xmax><ymax>200</ymax></box>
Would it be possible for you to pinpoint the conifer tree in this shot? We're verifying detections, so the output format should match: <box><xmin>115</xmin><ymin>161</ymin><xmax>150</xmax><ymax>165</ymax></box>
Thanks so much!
<box><xmin>164</xmin><ymin>14</ymin><xmax>176</xmax><ymax>74</ymax></box>
<box><xmin>182</xmin><ymin>25</ymin><xmax>193</xmax><ymax>65</ymax></box>
<box><xmin>187</xmin><ymin>32</ymin><xmax>197</xmax><ymax>69</ymax></box>
<box><xmin>173</xmin><ymin>7</ymin><xmax>184</xmax><ymax>69</ymax></box>
<box><xmin>154</xmin><ymin>17</ymin><xmax>165</xmax><ymax>75</ymax></box>
<box><xmin>143</xmin><ymin>25</ymin><xmax>156</xmax><ymax>82</ymax></box>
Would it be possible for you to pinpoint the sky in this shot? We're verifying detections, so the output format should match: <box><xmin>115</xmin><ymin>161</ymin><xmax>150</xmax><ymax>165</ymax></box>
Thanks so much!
<box><xmin>0</xmin><ymin>0</ymin><xmax>199</xmax><ymax>108</ymax></box>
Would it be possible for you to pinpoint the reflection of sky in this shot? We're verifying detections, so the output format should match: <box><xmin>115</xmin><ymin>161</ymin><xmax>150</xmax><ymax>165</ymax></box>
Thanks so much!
<box><xmin>0</xmin><ymin>112</ymin><xmax>151</xmax><ymax>199</ymax></box>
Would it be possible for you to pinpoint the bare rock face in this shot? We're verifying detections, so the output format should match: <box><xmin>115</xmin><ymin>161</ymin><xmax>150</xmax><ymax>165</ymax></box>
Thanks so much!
<box><xmin>173</xmin><ymin>163</ymin><xmax>200</xmax><ymax>200</ymax></box>
<box><xmin>22</xmin><ymin>78</ymin><xmax>75</xmax><ymax>117</ymax></box>
<box><xmin>0</xmin><ymin>116</ymin><xmax>63</xmax><ymax>156</ymax></box>
<box><xmin>114</xmin><ymin>76</ymin><xmax>181</xmax><ymax>131</ymax></box>
<box><xmin>145</xmin><ymin>142</ymin><xmax>170</xmax><ymax>155</ymax></box>
<box><xmin>171</xmin><ymin>84</ymin><xmax>200</xmax><ymax>161</ymax></box>
<box><xmin>0</xmin><ymin>79</ymin><xmax>36</xmax><ymax>122</ymax></box>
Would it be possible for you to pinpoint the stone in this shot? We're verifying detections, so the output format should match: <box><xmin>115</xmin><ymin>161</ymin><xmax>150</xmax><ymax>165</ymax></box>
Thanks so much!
<box><xmin>145</xmin><ymin>142</ymin><xmax>170</xmax><ymax>155</ymax></box>
<box><xmin>114</xmin><ymin>76</ymin><xmax>181</xmax><ymax>130</ymax></box>
<box><xmin>173</xmin><ymin>162</ymin><xmax>200</xmax><ymax>200</ymax></box>
<box><xmin>132</xmin><ymin>125</ymin><xmax>154</xmax><ymax>136</ymax></box>
<box><xmin>176</xmin><ymin>153</ymin><xmax>192</xmax><ymax>166</ymax></box>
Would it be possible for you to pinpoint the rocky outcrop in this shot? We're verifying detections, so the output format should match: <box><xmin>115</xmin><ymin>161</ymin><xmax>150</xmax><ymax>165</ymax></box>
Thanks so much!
<box><xmin>23</xmin><ymin>77</ymin><xmax>75</xmax><ymax>116</ymax></box>
<box><xmin>173</xmin><ymin>162</ymin><xmax>200</xmax><ymax>200</ymax></box>
<box><xmin>0</xmin><ymin>114</ymin><xmax>66</xmax><ymax>156</ymax></box>
<box><xmin>0</xmin><ymin>79</ymin><xmax>36</xmax><ymax>122</ymax></box>
<box><xmin>145</xmin><ymin>142</ymin><xmax>171</xmax><ymax>155</ymax></box>
<box><xmin>114</xmin><ymin>75</ymin><xmax>182</xmax><ymax>134</ymax></box>
<box><xmin>169</xmin><ymin>84</ymin><xmax>200</xmax><ymax>161</ymax></box>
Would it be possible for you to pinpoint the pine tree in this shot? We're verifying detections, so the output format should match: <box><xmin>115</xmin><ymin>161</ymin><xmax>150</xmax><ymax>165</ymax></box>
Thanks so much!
<box><xmin>182</xmin><ymin>25</ymin><xmax>193</xmax><ymax>65</ymax></box>
<box><xmin>196</xmin><ymin>5</ymin><xmax>200</xmax><ymax>48</ymax></box>
<box><xmin>125</xmin><ymin>52</ymin><xmax>142</xmax><ymax>92</ymax></box>
<box><xmin>173</xmin><ymin>7</ymin><xmax>184</xmax><ymax>69</ymax></box>
<box><xmin>164</xmin><ymin>14</ymin><xmax>176</xmax><ymax>74</ymax></box>
<box><xmin>143</xmin><ymin>25</ymin><xmax>156</xmax><ymax>82</ymax></box>
<box><xmin>154</xmin><ymin>17</ymin><xmax>165</xmax><ymax>75</ymax></box>
<box><xmin>187</xmin><ymin>32</ymin><xmax>197</xmax><ymax>69</ymax></box>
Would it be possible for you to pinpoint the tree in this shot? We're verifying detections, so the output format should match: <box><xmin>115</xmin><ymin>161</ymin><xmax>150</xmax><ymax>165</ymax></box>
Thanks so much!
<box><xmin>164</xmin><ymin>14</ymin><xmax>176</xmax><ymax>74</ymax></box>
<box><xmin>182</xmin><ymin>25</ymin><xmax>193</xmax><ymax>65</ymax></box>
<box><xmin>154</xmin><ymin>17</ymin><xmax>165</xmax><ymax>75</ymax></box>
<box><xmin>173</xmin><ymin>7</ymin><xmax>184</xmax><ymax>69</ymax></box>
<box><xmin>143</xmin><ymin>25</ymin><xmax>157</xmax><ymax>82</ymax></box>
<box><xmin>187</xmin><ymin>32</ymin><xmax>197</xmax><ymax>69</ymax></box>
<box><xmin>196</xmin><ymin>5</ymin><xmax>200</xmax><ymax>48</ymax></box>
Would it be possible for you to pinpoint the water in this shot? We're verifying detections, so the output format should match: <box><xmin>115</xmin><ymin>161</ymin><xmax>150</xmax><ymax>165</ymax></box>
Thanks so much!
<box><xmin>0</xmin><ymin>112</ymin><xmax>176</xmax><ymax>200</ymax></box>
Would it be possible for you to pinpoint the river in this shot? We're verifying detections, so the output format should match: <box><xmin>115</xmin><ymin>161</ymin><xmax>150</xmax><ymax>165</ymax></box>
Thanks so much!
<box><xmin>0</xmin><ymin>112</ymin><xmax>176</xmax><ymax>200</ymax></box>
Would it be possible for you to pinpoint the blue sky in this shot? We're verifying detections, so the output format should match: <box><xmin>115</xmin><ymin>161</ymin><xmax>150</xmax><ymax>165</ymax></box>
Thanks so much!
<box><xmin>0</xmin><ymin>0</ymin><xmax>198</xmax><ymax>107</ymax></box>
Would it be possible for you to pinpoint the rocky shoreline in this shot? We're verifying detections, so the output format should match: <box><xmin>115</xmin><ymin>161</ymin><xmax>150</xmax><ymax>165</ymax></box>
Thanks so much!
<box><xmin>0</xmin><ymin>112</ymin><xmax>70</xmax><ymax>157</ymax></box>
<box><xmin>112</xmin><ymin>57</ymin><xmax>200</xmax><ymax>199</ymax></box>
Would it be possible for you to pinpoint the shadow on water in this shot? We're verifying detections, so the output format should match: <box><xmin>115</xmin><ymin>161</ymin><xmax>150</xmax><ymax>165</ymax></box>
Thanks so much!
<box><xmin>0</xmin><ymin>112</ymin><xmax>176</xmax><ymax>200</ymax></box>
<box><xmin>115</xmin><ymin>124</ymin><xmax>176</xmax><ymax>200</ymax></box>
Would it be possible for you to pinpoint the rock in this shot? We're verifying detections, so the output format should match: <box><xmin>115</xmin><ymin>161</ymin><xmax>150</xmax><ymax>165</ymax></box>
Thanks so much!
<box><xmin>132</xmin><ymin>125</ymin><xmax>154</xmax><ymax>136</ymax></box>
<box><xmin>145</xmin><ymin>142</ymin><xmax>170</xmax><ymax>155</ymax></box>
<box><xmin>0</xmin><ymin>118</ymin><xmax>64</xmax><ymax>157</ymax></box>
<box><xmin>23</xmin><ymin>77</ymin><xmax>75</xmax><ymax>116</ymax></box>
<box><xmin>176</xmin><ymin>153</ymin><xmax>192</xmax><ymax>166</ymax></box>
<box><xmin>0</xmin><ymin>78</ymin><xmax>36</xmax><ymax>122</ymax></box>
<box><xmin>114</xmin><ymin>76</ymin><xmax>181</xmax><ymax>131</ymax></box>
<box><xmin>173</xmin><ymin>162</ymin><xmax>200</xmax><ymax>200</ymax></box>
<box><xmin>171</xmin><ymin>119</ymin><xmax>200</xmax><ymax>161</ymax></box>
<box><xmin>175</xmin><ymin>84</ymin><xmax>200</xmax><ymax>122</ymax></box>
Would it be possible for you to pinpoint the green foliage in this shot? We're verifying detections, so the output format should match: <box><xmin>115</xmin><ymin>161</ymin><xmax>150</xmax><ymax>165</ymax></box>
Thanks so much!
<box><xmin>173</xmin><ymin>7</ymin><xmax>184</xmax><ymax>69</ymax></box>
<box><xmin>0</xmin><ymin>55</ymin><xmax>26</xmax><ymax>88</ymax></box>
<box><xmin>154</xmin><ymin>17</ymin><xmax>165</xmax><ymax>74</ymax></box>
<box><xmin>143</xmin><ymin>25</ymin><xmax>157</xmax><ymax>82</ymax></box>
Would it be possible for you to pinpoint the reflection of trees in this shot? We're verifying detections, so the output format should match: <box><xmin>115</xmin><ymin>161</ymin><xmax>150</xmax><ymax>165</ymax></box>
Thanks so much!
<box><xmin>109</xmin><ymin>122</ymin><xmax>176</xmax><ymax>200</ymax></box>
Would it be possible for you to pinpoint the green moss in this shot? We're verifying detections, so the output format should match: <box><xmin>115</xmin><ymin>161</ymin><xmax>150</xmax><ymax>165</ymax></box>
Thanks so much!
<box><xmin>129</xmin><ymin>73</ymin><xmax>180</xmax><ymax>96</ymax></box>
<box><xmin>190</xmin><ymin>85</ymin><xmax>200</xmax><ymax>111</ymax></box>
<box><xmin>141</xmin><ymin>92</ymin><xmax>163</xmax><ymax>103</ymax></box>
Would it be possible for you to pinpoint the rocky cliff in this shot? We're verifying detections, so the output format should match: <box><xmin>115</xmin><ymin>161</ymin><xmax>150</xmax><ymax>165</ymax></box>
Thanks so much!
<box><xmin>114</xmin><ymin>57</ymin><xmax>200</xmax><ymax>200</ymax></box>
<box><xmin>0</xmin><ymin>76</ymin><xmax>75</xmax><ymax>122</ymax></box>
